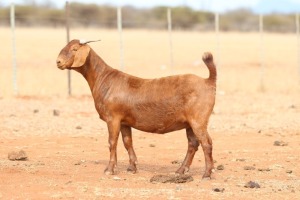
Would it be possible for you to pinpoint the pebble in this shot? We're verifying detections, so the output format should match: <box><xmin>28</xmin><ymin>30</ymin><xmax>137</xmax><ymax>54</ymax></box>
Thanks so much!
<box><xmin>274</xmin><ymin>141</ymin><xmax>288</xmax><ymax>146</ymax></box>
<box><xmin>244</xmin><ymin>166</ymin><xmax>256</xmax><ymax>170</ymax></box>
<box><xmin>53</xmin><ymin>109</ymin><xmax>60</xmax><ymax>116</ymax></box>
<box><xmin>244</xmin><ymin>181</ymin><xmax>260</xmax><ymax>189</ymax></box>
<box><xmin>258</xmin><ymin>168</ymin><xmax>271</xmax><ymax>172</ymax></box>
<box><xmin>213</xmin><ymin>188</ymin><xmax>225</xmax><ymax>193</ymax></box>
<box><xmin>8</xmin><ymin>150</ymin><xmax>28</xmax><ymax>161</ymax></box>
<box><xmin>113</xmin><ymin>176</ymin><xmax>121</xmax><ymax>181</ymax></box>
<box><xmin>217</xmin><ymin>165</ymin><xmax>224</xmax><ymax>170</ymax></box>
<box><xmin>74</xmin><ymin>161</ymin><xmax>82</xmax><ymax>165</ymax></box>
<box><xmin>171</xmin><ymin>160</ymin><xmax>182</xmax><ymax>164</ymax></box>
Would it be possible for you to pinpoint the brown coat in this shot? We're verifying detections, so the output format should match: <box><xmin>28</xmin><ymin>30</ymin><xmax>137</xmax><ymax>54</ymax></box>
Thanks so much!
<box><xmin>57</xmin><ymin>39</ymin><xmax>217</xmax><ymax>179</ymax></box>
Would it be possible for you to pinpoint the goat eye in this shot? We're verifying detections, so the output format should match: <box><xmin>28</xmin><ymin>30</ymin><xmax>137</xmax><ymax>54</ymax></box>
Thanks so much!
<box><xmin>73</xmin><ymin>48</ymin><xmax>78</xmax><ymax>51</ymax></box>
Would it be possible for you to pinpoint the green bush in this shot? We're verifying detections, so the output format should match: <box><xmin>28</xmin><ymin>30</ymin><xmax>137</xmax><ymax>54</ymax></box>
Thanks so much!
<box><xmin>0</xmin><ymin>2</ymin><xmax>298</xmax><ymax>32</ymax></box>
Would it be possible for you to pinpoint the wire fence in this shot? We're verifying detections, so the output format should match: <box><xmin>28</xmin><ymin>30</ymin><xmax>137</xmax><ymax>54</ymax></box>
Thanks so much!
<box><xmin>2</xmin><ymin>2</ymin><xmax>300</xmax><ymax>97</ymax></box>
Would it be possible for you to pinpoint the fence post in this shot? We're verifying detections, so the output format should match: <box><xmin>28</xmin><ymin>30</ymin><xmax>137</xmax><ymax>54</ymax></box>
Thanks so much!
<box><xmin>215</xmin><ymin>12</ymin><xmax>220</xmax><ymax>67</ymax></box>
<box><xmin>259</xmin><ymin>14</ymin><xmax>265</xmax><ymax>91</ymax></box>
<box><xmin>167</xmin><ymin>8</ymin><xmax>174</xmax><ymax>74</ymax></box>
<box><xmin>117</xmin><ymin>6</ymin><xmax>124</xmax><ymax>71</ymax></box>
<box><xmin>65</xmin><ymin>1</ymin><xmax>71</xmax><ymax>96</ymax></box>
<box><xmin>296</xmin><ymin>13</ymin><xmax>300</xmax><ymax>83</ymax></box>
<box><xmin>10</xmin><ymin>3</ymin><xmax>18</xmax><ymax>95</ymax></box>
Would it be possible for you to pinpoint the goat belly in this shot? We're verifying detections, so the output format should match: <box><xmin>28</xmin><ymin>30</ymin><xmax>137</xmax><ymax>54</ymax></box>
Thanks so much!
<box><xmin>136</xmin><ymin>121</ymin><xmax>188</xmax><ymax>134</ymax></box>
<box><xmin>125</xmin><ymin>111</ymin><xmax>189</xmax><ymax>133</ymax></box>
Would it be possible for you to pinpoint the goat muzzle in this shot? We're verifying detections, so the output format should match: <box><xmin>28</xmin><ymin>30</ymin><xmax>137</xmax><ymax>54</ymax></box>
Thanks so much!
<box><xmin>56</xmin><ymin>58</ymin><xmax>65</xmax><ymax>69</ymax></box>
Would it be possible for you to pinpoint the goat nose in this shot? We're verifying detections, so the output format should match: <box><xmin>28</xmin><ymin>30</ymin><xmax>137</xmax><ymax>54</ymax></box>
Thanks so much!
<box><xmin>56</xmin><ymin>59</ymin><xmax>61</xmax><ymax>64</ymax></box>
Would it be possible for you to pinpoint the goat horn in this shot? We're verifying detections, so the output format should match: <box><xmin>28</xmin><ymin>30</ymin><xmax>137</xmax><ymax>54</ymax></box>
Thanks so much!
<box><xmin>79</xmin><ymin>39</ymin><xmax>101</xmax><ymax>44</ymax></box>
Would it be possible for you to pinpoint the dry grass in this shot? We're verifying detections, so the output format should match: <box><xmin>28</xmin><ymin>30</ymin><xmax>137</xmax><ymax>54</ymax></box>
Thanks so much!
<box><xmin>1</xmin><ymin>28</ymin><xmax>299</xmax><ymax>96</ymax></box>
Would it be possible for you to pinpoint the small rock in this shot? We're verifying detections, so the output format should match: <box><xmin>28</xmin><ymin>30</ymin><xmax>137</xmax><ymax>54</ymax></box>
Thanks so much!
<box><xmin>217</xmin><ymin>165</ymin><xmax>224</xmax><ymax>170</ymax></box>
<box><xmin>8</xmin><ymin>150</ymin><xmax>27</xmax><ymax>161</ymax></box>
<box><xmin>113</xmin><ymin>176</ymin><xmax>121</xmax><ymax>181</ymax></box>
<box><xmin>149</xmin><ymin>144</ymin><xmax>156</xmax><ymax>147</ymax></box>
<box><xmin>213</xmin><ymin>188</ymin><xmax>225</xmax><ymax>192</ymax></box>
<box><xmin>65</xmin><ymin>181</ymin><xmax>72</xmax><ymax>184</ymax></box>
<box><xmin>244</xmin><ymin>181</ymin><xmax>260</xmax><ymax>189</ymax></box>
<box><xmin>93</xmin><ymin>160</ymin><xmax>100</xmax><ymax>165</ymax></box>
<box><xmin>288</xmin><ymin>105</ymin><xmax>296</xmax><ymax>109</ymax></box>
<box><xmin>258</xmin><ymin>168</ymin><xmax>271</xmax><ymax>172</ymax></box>
<box><xmin>274</xmin><ymin>141</ymin><xmax>288</xmax><ymax>146</ymax></box>
<box><xmin>53</xmin><ymin>109</ymin><xmax>60</xmax><ymax>116</ymax></box>
<box><xmin>171</xmin><ymin>160</ymin><xmax>182</xmax><ymax>165</ymax></box>
<box><xmin>244</xmin><ymin>166</ymin><xmax>256</xmax><ymax>170</ymax></box>
<box><xmin>33</xmin><ymin>109</ymin><xmax>39</xmax><ymax>113</ymax></box>
<box><xmin>286</xmin><ymin>170</ymin><xmax>293</xmax><ymax>174</ymax></box>
<box><xmin>74</xmin><ymin>161</ymin><xmax>82</xmax><ymax>165</ymax></box>
<box><xmin>76</xmin><ymin>126</ymin><xmax>82</xmax><ymax>129</ymax></box>
<box><xmin>236</xmin><ymin>158</ymin><xmax>246</xmax><ymax>162</ymax></box>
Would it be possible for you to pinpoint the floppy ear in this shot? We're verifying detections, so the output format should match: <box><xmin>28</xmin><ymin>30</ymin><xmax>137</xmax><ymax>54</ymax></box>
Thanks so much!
<box><xmin>71</xmin><ymin>45</ymin><xmax>90</xmax><ymax>68</ymax></box>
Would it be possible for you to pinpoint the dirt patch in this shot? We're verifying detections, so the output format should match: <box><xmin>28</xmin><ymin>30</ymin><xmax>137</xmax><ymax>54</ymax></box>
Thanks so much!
<box><xmin>150</xmin><ymin>174</ymin><xmax>194</xmax><ymax>184</ymax></box>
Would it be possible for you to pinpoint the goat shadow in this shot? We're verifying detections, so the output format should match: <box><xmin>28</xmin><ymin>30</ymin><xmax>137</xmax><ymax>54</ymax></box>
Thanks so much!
<box><xmin>89</xmin><ymin>159</ymin><xmax>203</xmax><ymax>176</ymax></box>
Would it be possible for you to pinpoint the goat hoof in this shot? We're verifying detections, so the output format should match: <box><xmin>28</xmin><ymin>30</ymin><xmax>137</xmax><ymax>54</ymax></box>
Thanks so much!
<box><xmin>175</xmin><ymin>170</ymin><xmax>184</xmax><ymax>175</ymax></box>
<box><xmin>202</xmin><ymin>173</ymin><xmax>212</xmax><ymax>180</ymax></box>
<box><xmin>175</xmin><ymin>166</ymin><xmax>189</xmax><ymax>175</ymax></box>
<box><xmin>104</xmin><ymin>169</ymin><xmax>114</xmax><ymax>175</ymax></box>
<box><xmin>202</xmin><ymin>176</ymin><xmax>211</xmax><ymax>181</ymax></box>
<box><xmin>127</xmin><ymin>166</ymin><xmax>137</xmax><ymax>174</ymax></box>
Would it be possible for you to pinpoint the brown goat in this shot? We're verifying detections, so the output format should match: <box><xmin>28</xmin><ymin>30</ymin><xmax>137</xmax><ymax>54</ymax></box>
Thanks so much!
<box><xmin>56</xmin><ymin>39</ymin><xmax>217</xmax><ymax>179</ymax></box>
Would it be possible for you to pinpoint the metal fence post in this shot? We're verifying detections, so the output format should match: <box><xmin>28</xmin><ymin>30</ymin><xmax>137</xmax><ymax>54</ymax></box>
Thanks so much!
<box><xmin>215</xmin><ymin>12</ymin><xmax>220</xmax><ymax>67</ymax></box>
<box><xmin>167</xmin><ymin>8</ymin><xmax>174</xmax><ymax>74</ymax></box>
<box><xmin>296</xmin><ymin>13</ymin><xmax>300</xmax><ymax>83</ymax></box>
<box><xmin>259</xmin><ymin>14</ymin><xmax>265</xmax><ymax>91</ymax></box>
<box><xmin>10</xmin><ymin>3</ymin><xmax>18</xmax><ymax>95</ymax></box>
<box><xmin>66</xmin><ymin>1</ymin><xmax>71</xmax><ymax>96</ymax></box>
<box><xmin>117</xmin><ymin>6</ymin><xmax>124</xmax><ymax>71</ymax></box>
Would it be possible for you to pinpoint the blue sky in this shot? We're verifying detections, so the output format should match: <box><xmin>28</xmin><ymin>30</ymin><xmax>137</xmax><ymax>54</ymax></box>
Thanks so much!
<box><xmin>1</xmin><ymin>0</ymin><xmax>300</xmax><ymax>13</ymax></box>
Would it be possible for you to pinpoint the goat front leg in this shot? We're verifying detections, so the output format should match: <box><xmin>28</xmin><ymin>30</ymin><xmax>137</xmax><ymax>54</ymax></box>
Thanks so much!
<box><xmin>104</xmin><ymin>120</ymin><xmax>120</xmax><ymax>175</ymax></box>
<box><xmin>121</xmin><ymin>125</ymin><xmax>138</xmax><ymax>173</ymax></box>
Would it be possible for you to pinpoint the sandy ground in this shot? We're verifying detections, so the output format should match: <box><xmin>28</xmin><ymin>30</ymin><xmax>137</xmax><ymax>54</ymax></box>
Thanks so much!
<box><xmin>1</xmin><ymin>28</ymin><xmax>300</xmax><ymax>199</ymax></box>
<box><xmin>0</xmin><ymin>93</ymin><xmax>299</xmax><ymax>199</ymax></box>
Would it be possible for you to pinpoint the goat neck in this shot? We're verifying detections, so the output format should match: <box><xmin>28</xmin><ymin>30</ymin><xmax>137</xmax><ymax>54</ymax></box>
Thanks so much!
<box><xmin>73</xmin><ymin>48</ymin><xmax>114</xmax><ymax>93</ymax></box>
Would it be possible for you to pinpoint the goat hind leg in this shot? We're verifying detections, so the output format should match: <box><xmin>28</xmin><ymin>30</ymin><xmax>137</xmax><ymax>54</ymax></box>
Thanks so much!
<box><xmin>193</xmin><ymin>127</ymin><xmax>214</xmax><ymax>179</ymax></box>
<box><xmin>121</xmin><ymin>125</ymin><xmax>138</xmax><ymax>173</ymax></box>
<box><xmin>176</xmin><ymin>128</ymin><xmax>199</xmax><ymax>174</ymax></box>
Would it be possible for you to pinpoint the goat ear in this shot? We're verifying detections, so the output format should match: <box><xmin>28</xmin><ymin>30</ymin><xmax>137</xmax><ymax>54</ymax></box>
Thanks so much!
<box><xmin>71</xmin><ymin>45</ymin><xmax>90</xmax><ymax>68</ymax></box>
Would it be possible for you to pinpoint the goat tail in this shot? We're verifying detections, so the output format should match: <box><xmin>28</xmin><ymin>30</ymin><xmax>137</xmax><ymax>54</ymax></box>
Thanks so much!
<box><xmin>202</xmin><ymin>52</ymin><xmax>217</xmax><ymax>82</ymax></box>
